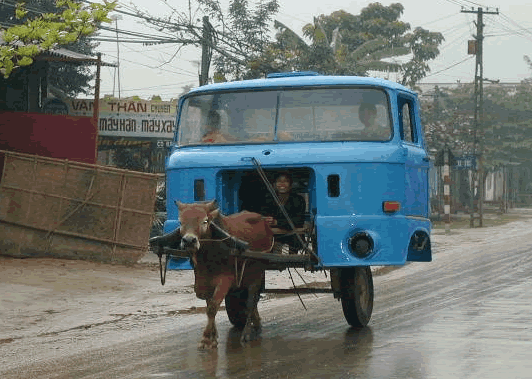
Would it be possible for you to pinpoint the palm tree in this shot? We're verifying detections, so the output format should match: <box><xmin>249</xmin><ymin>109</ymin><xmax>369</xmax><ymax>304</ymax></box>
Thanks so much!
<box><xmin>261</xmin><ymin>19</ymin><xmax>407</xmax><ymax>77</ymax></box>
<box><xmin>250</xmin><ymin>4</ymin><xmax>443</xmax><ymax>87</ymax></box>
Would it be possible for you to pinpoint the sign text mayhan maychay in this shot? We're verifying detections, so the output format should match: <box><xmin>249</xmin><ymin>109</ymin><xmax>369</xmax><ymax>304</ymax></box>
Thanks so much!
<box><xmin>68</xmin><ymin>99</ymin><xmax>177</xmax><ymax>138</ymax></box>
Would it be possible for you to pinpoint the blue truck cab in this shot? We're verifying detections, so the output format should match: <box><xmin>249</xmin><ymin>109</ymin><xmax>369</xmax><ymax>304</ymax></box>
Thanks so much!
<box><xmin>164</xmin><ymin>72</ymin><xmax>432</xmax><ymax>270</ymax></box>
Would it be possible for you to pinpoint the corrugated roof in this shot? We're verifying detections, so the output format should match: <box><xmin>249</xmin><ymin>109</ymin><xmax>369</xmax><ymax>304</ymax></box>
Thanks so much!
<box><xmin>40</xmin><ymin>47</ymin><xmax>116</xmax><ymax>67</ymax></box>
<box><xmin>1</xmin><ymin>31</ymin><xmax>116</xmax><ymax>67</ymax></box>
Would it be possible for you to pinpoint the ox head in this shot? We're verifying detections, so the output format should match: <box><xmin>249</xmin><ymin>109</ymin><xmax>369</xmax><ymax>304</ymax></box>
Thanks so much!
<box><xmin>177</xmin><ymin>200</ymin><xmax>219</xmax><ymax>251</ymax></box>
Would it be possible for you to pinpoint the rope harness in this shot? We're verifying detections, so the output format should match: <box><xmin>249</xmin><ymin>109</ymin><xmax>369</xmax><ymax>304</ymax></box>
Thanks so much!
<box><xmin>251</xmin><ymin>157</ymin><xmax>321</xmax><ymax>263</ymax></box>
<box><xmin>154</xmin><ymin>211</ymin><xmax>315</xmax><ymax>310</ymax></box>
<box><xmin>155</xmin><ymin>156</ymin><xmax>321</xmax><ymax>287</ymax></box>
<box><xmin>156</xmin><ymin>221</ymin><xmax>274</xmax><ymax>286</ymax></box>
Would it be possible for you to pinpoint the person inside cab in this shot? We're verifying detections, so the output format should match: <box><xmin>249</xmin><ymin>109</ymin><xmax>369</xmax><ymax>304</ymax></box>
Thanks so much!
<box><xmin>261</xmin><ymin>172</ymin><xmax>307</xmax><ymax>254</ymax></box>
<box><xmin>358</xmin><ymin>102</ymin><xmax>390</xmax><ymax>140</ymax></box>
<box><xmin>202</xmin><ymin>110</ymin><xmax>228</xmax><ymax>143</ymax></box>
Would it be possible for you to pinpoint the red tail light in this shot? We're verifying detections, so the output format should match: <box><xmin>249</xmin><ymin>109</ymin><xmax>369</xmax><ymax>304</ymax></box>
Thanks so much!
<box><xmin>383</xmin><ymin>201</ymin><xmax>400</xmax><ymax>213</ymax></box>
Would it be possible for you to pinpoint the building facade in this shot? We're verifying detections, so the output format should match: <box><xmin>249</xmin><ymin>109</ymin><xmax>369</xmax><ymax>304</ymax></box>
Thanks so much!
<box><xmin>67</xmin><ymin>97</ymin><xmax>177</xmax><ymax>173</ymax></box>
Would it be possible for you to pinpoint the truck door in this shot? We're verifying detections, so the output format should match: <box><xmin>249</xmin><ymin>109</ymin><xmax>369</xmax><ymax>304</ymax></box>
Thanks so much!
<box><xmin>398</xmin><ymin>93</ymin><xmax>430</xmax><ymax>218</ymax></box>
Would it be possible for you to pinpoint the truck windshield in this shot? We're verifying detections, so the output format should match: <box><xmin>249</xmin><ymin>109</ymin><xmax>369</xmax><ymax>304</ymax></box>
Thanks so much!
<box><xmin>178</xmin><ymin>87</ymin><xmax>391</xmax><ymax>146</ymax></box>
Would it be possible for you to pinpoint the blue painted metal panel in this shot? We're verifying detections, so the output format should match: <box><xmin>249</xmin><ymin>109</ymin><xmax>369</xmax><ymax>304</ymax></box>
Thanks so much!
<box><xmin>316</xmin><ymin>215</ymin><xmax>410</xmax><ymax>266</ymax></box>
<box><xmin>161</xmin><ymin>74</ymin><xmax>431</xmax><ymax>270</ymax></box>
<box><xmin>187</xmin><ymin>75</ymin><xmax>416</xmax><ymax>95</ymax></box>
<box><xmin>167</xmin><ymin>143</ymin><xmax>406</xmax><ymax>170</ymax></box>
<box><xmin>167</xmin><ymin>256</ymin><xmax>193</xmax><ymax>270</ymax></box>
<box><xmin>315</xmin><ymin>215</ymin><xmax>431</xmax><ymax>267</ymax></box>
<box><xmin>313</xmin><ymin>162</ymin><xmax>405</xmax><ymax>217</ymax></box>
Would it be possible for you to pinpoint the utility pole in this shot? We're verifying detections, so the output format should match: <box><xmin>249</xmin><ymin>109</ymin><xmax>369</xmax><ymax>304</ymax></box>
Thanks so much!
<box><xmin>443</xmin><ymin>147</ymin><xmax>451</xmax><ymax>235</ymax></box>
<box><xmin>461</xmin><ymin>6</ymin><xmax>499</xmax><ymax>227</ymax></box>
<box><xmin>111</xmin><ymin>15</ymin><xmax>123</xmax><ymax>98</ymax></box>
<box><xmin>199</xmin><ymin>16</ymin><xmax>213</xmax><ymax>86</ymax></box>
<box><xmin>93</xmin><ymin>53</ymin><xmax>101</xmax><ymax>163</ymax></box>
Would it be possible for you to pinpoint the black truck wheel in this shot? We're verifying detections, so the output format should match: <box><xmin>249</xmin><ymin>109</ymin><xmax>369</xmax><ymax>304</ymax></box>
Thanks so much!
<box><xmin>339</xmin><ymin>267</ymin><xmax>374</xmax><ymax>327</ymax></box>
<box><xmin>225</xmin><ymin>289</ymin><xmax>249</xmax><ymax>328</ymax></box>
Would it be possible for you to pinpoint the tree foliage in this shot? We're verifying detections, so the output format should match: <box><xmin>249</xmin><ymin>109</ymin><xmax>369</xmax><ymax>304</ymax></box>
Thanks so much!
<box><xmin>249</xmin><ymin>3</ymin><xmax>444</xmax><ymax>86</ymax></box>
<box><xmin>136</xmin><ymin>2</ymin><xmax>442</xmax><ymax>86</ymax></box>
<box><xmin>134</xmin><ymin>0</ymin><xmax>280</xmax><ymax>82</ymax></box>
<box><xmin>45</xmin><ymin>36</ymin><xmax>97</xmax><ymax>97</ymax></box>
<box><xmin>0</xmin><ymin>0</ymin><xmax>115</xmax><ymax>81</ymax></box>
<box><xmin>421</xmin><ymin>81</ymin><xmax>532</xmax><ymax>169</ymax></box>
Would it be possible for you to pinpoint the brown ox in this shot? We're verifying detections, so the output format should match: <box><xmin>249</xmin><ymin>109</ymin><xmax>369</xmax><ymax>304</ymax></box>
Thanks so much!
<box><xmin>177</xmin><ymin>200</ymin><xmax>274</xmax><ymax>349</ymax></box>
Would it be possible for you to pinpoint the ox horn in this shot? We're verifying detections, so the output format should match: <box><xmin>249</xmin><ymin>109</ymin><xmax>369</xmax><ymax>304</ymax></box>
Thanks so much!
<box><xmin>205</xmin><ymin>200</ymin><xmax>218</xmax><ymax>212</ymax></box>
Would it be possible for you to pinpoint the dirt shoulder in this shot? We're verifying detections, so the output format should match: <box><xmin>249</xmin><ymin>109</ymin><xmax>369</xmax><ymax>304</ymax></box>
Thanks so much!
<box><xmin>2</xmin><ymin>207</ymin><xmax>532</xmax><ymax>347</ymax></box>
<box><xmin>0</xmin><ymin>257</ymin><xmax>172</xmax><ymax>342</ymax></box>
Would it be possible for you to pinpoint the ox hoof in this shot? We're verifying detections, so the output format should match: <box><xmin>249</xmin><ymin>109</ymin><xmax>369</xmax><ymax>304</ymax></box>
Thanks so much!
<box><xmin>198</xmin><ymin>339</ymin><xmax>218</xmax><ymax>350</ymax></box>
<box><xmin>240</xmin><ymin>327</ymin><xmax>261</xmax><ymax>344</ymax></box>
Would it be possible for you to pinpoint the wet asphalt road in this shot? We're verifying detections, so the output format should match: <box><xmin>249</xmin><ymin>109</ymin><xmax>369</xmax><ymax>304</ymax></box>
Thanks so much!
<box><xmin>6</xmin><ymin>225</ymin><xmax>532</xmax><ymax>379</ymax></box>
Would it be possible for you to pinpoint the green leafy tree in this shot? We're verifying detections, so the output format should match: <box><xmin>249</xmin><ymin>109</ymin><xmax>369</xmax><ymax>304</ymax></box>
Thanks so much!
<box><xmin>252</xmin><ymin>3</ymin><xmax>443</xmax><ymax>87</ymax></box>
<box><xmin>136</xmin><ymin>2</ymin><xmax>441</xmax><ymax>85</ymax></box>
<box><xmin>211</xmin><ymin>0</ymin><xmax>280</xmax><ymax>80</ymax></box>
<box><xmin>256</xmin><ymin>17</ymin><xmax>404</xmax><ymax>76</ymax></box>
<box><xmin>422</xmin><ymin>78</ymin><xmax>532</xmax><ymax>213</ymax></box>
<box><xmin>46</xmin><ymin>35</ymin><xmax>99</xmax><ymax>97</ymax></box>
<box><xmin>421</xmin><ymin>82</ymin><xmax>532</xmax><ymax>169</ymax></box>
<box><xmin>0</xmin><ymin>0</ymin><xmax>115</xmax><ymax>88</ymax></box>
<box><xmin>1</xmin><ymin>0</ymin><xmax>106</xmax><ymax>96</ymax></box>
<box><xmin>422</xmin><ymin>85</ymin><xmax>476</xmax><ymax>155</ymax></box>
<box><xmin>133</xmin><ymin>0</ymin><xmax>279</xmax><ymax>83</ymax></box>
<box><xmin>178</xmin><ymin>84</ymin><xmax>194</xmax><ymax>98</ymax></box>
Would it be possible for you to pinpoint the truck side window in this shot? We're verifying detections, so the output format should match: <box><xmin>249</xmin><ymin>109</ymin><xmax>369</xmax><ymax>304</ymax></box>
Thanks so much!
<box><xmin>399</xmin><ymin>99</ymin><xmax>416</xmax><ymax>143</ymax></box>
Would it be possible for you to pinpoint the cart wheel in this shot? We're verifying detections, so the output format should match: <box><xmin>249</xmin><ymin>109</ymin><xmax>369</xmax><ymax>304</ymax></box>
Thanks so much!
<box><xmin>225</xmin><ymin>289</ymin><xmax>248</xmax><ymax>328</ymax></box>
<box><xmin>340</xmin><ymin>267</ymin><xmax>374</xmax><ymax>327</ymax></box>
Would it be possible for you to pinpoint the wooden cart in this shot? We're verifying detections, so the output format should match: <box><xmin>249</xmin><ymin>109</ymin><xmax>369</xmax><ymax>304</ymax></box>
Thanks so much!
<box><xmin>0</xmin><ymin>150</ymin><xmax>160</xmax><ymax>264</ymax></box>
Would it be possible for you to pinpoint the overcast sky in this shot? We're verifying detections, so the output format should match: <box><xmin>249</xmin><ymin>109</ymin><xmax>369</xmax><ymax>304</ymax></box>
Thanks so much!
<box><xmin>92</xmin><ymin>0</ymin><xmax>532</xmax><ymax>100</ymax></box>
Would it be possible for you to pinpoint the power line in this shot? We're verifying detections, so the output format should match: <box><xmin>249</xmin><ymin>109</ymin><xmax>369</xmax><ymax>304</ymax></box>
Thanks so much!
<box><xmin>102</xmin><ymin>53</ymin><xmax>197</xmax><ymax>77</ymax></box>
<box><xmin>99</xmin><ymin>45</ymin><xmax>183</xmax><ymax>54</ymax></box>
<box><xmin>84</xmin><ymin>0</ymin><xmax>276</xmax><ymax>71</ymax></box>
<box><xmin>90</xmin><ymin>36</ymin><xmax>182</xmax><ymax>44</ymax></box>
<box><xmin>82</xmin><ymin>0</ymin><xmax>201</xmax><ymax>31</ymax></box>
<box><xmin>488</xmin><ymin>18</ymin><xmax>525</xmax><ymax>38</ymax></box>
<box><xmin>439</xmin><ymin>30</ymin><xmax>472</xmax><ymax>54</ymax></box>
<box><xmin>120</xmin><ymin>43</ymin><xmax>198</xmax><ymax>74</ymax></box>
<box><xmin>0</xmin><ymin>0</ymin><xmax>180</xmax><ymax>45</ymax></box>
<box><xmin>459</xmin><ymin>0</ymin><xmax>492</xmax><ymax>8</ymax></box>
<box><xmin>431</xmin><ymin>18</ymin><xmax>472</xmax><ymax>55</ymax></box>
<box><xmin>104</xmin><ymin>81</ymin><xmax>197</xmax><ymax>93</ymax></box>
<box><xmin>440</xmin><ymin>20</ymin><xmax>471</xmax><ymax>36</ymax></box>
<box><xmin>120</xmin><ymin>82</ymin><xmax>194</xmax><ymax>91</ymax></box>
<box><xmin>497</xmin><ymin>13</ymin><xmax>532</xmax><ymax>43</ymax></box>
<box><xmin>499</xmin><ymin>12</ymin><xmax>532</xmax><ymax>33</ymax></box>
<box><xmin>441</xmin><ymin>0</ymin><xmax>471</xmax><ymax>8</ymax></box>
<box><xmin>420</xmin><ymin>12</ymin><xmax>462</xmax><ymax>27</ymax></box>
<box><xmin>486</xmin><ymin>30</ymin><xmax>532</xmax><ymax>38</ymax></box>
<box><xmin>424</xmin><ymin>56</ymin><xmax>475</xmax><ymax>78</ymax></box>
<box><xmin>97</xmin><ymin>24</ymin><xmax>177</xmax><ymax>41</ymax></box>
<box><xmin>0</xmin><ymin>0</ymin><xmax>55</xmax><ymax>17</ymax></box>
